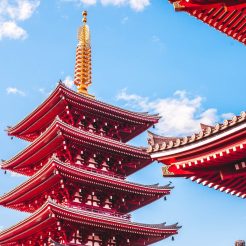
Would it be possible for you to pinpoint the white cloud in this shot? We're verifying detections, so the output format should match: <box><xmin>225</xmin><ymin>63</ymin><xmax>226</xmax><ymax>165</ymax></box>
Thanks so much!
<box><xmin>6</xmin><ymin>87</ymin><xmax>26</xmax><ymax>96</ymax></box>
<box><xmin>63</xmin><ymin>76</ymin><xmax>74</xmax><ymax>89</ymax></box>
<box><xmin>117</xmin><ymin>89</ymin><xmax>232</xmax><ymax>136</ymax></box>
<box><xmin>6</xmin><ymin>0</ymin><xmax>40</xmax><ymax>21</ymax></box>
<box><xmin>0</xmin><ymin>0</ymin><xmax>40</xmax><ymax>40</ymax></box>
<box><xmin>221</xmin><ymin>112</ymin><xmax>235</xmax><ymax>120</ymax></box>
<box><xmin>0</xmin><ymin>21</ymin><xmax>26</xmax><ymax>40</ymax></box>
<box><xmin>65</xmin><ymin>0</ymin><xmax>150</xmax><ymax>11</ymax></box>
<box><xmin>128</xmin><ymin>0</ymin><xmax>149</xmax><ymax>11</ymax></box>
<box><xmin>101</xmin><ymin>0</ymin><xmax>150</xmax><ymax>11</ymax></box>
<box><xmin>101</xmin><ymin>0</ymin><xmax>126</xmax><ymax>6</ymax></box>
<box><xmin>81</xmin><ymin>0</ymin><xmax>97</xmax><ymax>5</ymax></box>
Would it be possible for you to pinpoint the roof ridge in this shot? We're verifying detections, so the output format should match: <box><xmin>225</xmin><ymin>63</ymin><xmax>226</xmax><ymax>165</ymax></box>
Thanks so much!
<box><xmin>149</xmin><ymin>111</ymin><xmax>246</xmax><ymax>153</ymax></box>
<box><xmin>0</xmin><ymin>158</ymin><xmax>171</xmax><ymax>204</ymax></box>
<box><xmin>2</xmin><ymin>117</ymin><xmax>151</xmax><ymax>170</ymax></box>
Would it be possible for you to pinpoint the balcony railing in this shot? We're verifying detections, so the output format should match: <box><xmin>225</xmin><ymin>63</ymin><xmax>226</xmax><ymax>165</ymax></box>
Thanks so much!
<box><xmin>68</xmin><ymin>202</ymin><xmax>131</xmax><ymax>220</ymax></box>
<box><xmin>72</xmin><ymin>162</ymin><xmax>125</xmax><ymax>180</ymax></box>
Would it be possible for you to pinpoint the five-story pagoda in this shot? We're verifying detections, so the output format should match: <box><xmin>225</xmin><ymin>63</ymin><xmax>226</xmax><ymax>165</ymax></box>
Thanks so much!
<box><xmin>0</xmin><ymin>11</ymin><xmax>180</xmax><ymax>245</ymax></box>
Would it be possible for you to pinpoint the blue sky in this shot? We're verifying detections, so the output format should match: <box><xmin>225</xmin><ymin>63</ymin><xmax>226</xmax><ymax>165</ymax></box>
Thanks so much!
<box><xmin>0</xmin><ymin>0</ymin><xmax>246</xmax><ymax>245</ymax></box>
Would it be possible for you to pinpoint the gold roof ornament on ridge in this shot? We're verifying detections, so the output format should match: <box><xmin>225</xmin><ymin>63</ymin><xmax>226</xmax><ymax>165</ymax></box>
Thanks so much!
<box><xmin>74</xmin><ymin>11</ymin><xmax>93</xmax><ymax>97</ymax></box>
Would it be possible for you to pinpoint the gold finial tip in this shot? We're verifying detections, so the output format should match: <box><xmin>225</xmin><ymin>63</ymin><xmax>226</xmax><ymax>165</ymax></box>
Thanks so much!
<box><xmin>82</xmin><ymin>11</ymin><xmax>87</xmax><ymax>23</ymax></box>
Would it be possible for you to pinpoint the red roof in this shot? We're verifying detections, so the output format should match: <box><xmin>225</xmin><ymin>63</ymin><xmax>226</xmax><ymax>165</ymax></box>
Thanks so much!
<box><xmin>0</xmin><ymin>200</ymin><xmax>180</xmax><ymax>245</ymax></box>
<box><xmin>169</xmin><ymin>0</ymin><xmax>246</xmax><ymax>45</ymax></box>
<box><xmin>149</xmin><ymin>112</ymin><xmax>246</xmax><ymax>154</ymax></box>
<box><xmin>7</xmin><ymin>83</ymin><xmax>160</xmax><ymax>142</ymax></box>
<box><xmin>0</xmin><ymin>158</ymin><xmax>172</xmax><ymax>213</ymax></box>
<box><xmin>149</xmin><ymin>113</ymin><xmax>246</xmax><ymax>198</ymax></box>
<box><xmin>2</xmin><ymin>118</ymin><xmax>152</xmax><ymax>176</ymax></box>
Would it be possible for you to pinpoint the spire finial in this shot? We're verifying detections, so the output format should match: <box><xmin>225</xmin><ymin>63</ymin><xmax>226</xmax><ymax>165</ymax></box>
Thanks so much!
<box><xmin>82</xmin><ymin>11</ymin><xmax>87</xmax><ymax>24</ymax></box>
<box><xmin>74</xmin><ymin>11</ymin><xmax>93</xmax><ymax>97</ymax></box>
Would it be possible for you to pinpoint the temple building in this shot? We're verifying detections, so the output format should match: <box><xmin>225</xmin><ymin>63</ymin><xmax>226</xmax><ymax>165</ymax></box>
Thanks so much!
<box><xmin>168</xmin><ymin>0</ymin><xmax>246</xmax><ymax>45</ymax></box>
<box><xmin>0</xmin><ymin>11</ymin><xmax>180</xmax><ymax>245</ymax></box>
<box><xmin>148</xmin><ymin>114</ymin><xmax>246</xmax><ymax>199</ymax></box>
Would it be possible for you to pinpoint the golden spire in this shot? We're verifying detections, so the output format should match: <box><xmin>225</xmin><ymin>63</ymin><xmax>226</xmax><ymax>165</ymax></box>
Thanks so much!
<box><xmin>74</xmin><ymin>11</ymin><xmax>93</xmax><ymax>96</ymax></box>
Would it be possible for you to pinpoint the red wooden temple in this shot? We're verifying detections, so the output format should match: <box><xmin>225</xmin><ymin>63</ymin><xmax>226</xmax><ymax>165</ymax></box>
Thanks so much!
<box><xmin>169</xmin><ymin>0</ymin><xmax>246</xmax><ymax>45</ymax></box>
<box><xmin>149</xmin><ymin>112</ymin><xmax>246</xmax><ymax>199</ymax></box>
<box><xmin>0</xmin><ymin>11</ymin><xmax>180</xmax><ymax>245</ymax></box>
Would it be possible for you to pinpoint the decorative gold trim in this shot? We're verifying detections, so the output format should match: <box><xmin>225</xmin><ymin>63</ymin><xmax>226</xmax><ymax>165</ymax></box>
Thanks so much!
<box><xmin>74</xmin><ymin>11</ymin><xmax>93</xmax><ymax>97</ymax></box>
<box><xmin>162</xmin><ymin>166</ymin><xmax>174</xmax><ymax>176</ymax></box>
<box><xmin>173</xmin><ymin>1</ymin><xmax>185</xmax><ymax>11</ymax></box>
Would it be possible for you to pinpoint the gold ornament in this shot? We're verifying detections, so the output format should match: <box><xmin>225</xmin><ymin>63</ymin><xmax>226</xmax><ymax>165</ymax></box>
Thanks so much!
<box><xmin>74</xmin><ymin>11</ymin><xmax>93</xmax><ymax>97</ymax></box>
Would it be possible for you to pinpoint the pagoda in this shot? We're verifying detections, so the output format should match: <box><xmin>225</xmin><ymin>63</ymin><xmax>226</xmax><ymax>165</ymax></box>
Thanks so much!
<box><xmin>168</xmin><ymin>0</ymin><xmax>246</xmax><ymax>45</ymax></box>
<box><xmin>148</xmin><ymin>113</ymin><xmax>246</xmax><ymax>199</ymax></box>
<box><xmin>0</xmin><ymin>11</ymin><xmax>180</xmax><ymax>245</ymax></box>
